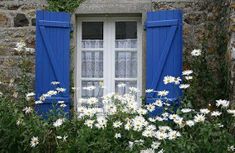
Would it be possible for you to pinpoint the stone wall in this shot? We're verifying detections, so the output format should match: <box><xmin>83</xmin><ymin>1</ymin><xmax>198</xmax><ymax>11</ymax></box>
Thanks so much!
<box><xmin>0</xmin><ymin>0</ymin><xmax>45</xmax><ymax>86</ymax></box>
<box><xmin>153</xmin><ymin>0</ymin><xmax>230</xmax><ymax>63</ymax></box>
<box><xmin>0</xmin><ymin>0</ymin><xmax>232</xmax><ymax>103</ymax></box>
<box><xmin>153</xmin><ymin>0</ymin><xmax>231</xmax><ymax>106</ymax></box>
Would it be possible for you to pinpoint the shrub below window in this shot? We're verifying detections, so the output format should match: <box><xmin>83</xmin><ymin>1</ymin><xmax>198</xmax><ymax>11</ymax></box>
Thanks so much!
<box><xmin>0</xmin><ymin>44</ymin><xmax>234</xmax><ymax>153</ymax></box>
<box><xmin>0</xmin><ymin>84</ymin><xmax>235</xmax><ymax>153</ymax></box>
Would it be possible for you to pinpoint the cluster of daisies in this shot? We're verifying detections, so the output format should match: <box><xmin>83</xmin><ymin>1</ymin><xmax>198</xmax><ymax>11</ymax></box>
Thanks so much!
<box><xmin>19</xmin><ymin>48</ymin><xmax>235</xmax><ymax>152</ymax></box>
<box><xmin>151</xmin><ymin>99</ymin><xmax>234</xmax><ymax>130</ymax></box>
<box><xmin>73</xmin><ymin>63</ymin><xmax>234</xmax><ymax>153</ymax></box>
<box><xmin>162</xmin><ymin>69</ymin><xmax>193</xmax><ymax>91</ymax></box>
<box><xmin>18</xmin><ymin>81</ymin><xmax>68</xmax><ymax>148</ymax></box>
<box><xmin>14</xmin><ymin>41</ymin><xmax>35</xmax><ymax>54</ymax></box>
<box><xmin>145</xmin><ymin>69</ymin><xmax>193</xmax><ymax>98</ymax></box>
<box><xmin>76</xmin><ymin>90</ymin><xmax>182</xmax><ymax>153</ymax></box>
<box><xmin>22</xmin><ymin>81</ymin><xmax>67</xmax><ymax>114</ymax></box>
<box><xmin>76</xmin><ymin>88</ymin><xmax>234</xmax><ymax>152</ymax></box>
<box><xmin>24</xmin><ymin>79</ymin><xmax>235</xmax><ymax>152</ymax></box>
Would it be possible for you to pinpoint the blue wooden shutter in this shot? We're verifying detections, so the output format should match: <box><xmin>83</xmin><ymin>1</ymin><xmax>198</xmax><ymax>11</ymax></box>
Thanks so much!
<box><xmin>146</xmin><ymin>10</ymin><xmax>183</xmax><ymax>115</ymax></box>
<box><xmin>35</xmin><ymin>10</ymin><xmax>71</xmax><ymax>117</ymax></box>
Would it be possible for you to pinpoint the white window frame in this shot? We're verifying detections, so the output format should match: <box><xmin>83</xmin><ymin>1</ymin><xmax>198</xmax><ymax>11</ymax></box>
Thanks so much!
<box><xmin>75</xmin><ymin>16</ymin><xmax>143</xmax><ymax>108</ymax></box>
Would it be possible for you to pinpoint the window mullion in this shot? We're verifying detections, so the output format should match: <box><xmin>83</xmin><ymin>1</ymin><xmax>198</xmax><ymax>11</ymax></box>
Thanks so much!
<box><xmin>103</xmin><ymin>19</ymin><xmax>116</xmax><ymax>95</ymax></box>
<box><xmin>103</xmin><ymin>20</ymin><xmax>110</xmax><ymax>95</ymax></box>
<box><xmin>137</xmin><ymin>21</ymin><xmax>142</xmax><ymax>107</ymax></box>
<box><xmin>75</xmin><ymin>20</ymin><xmax>82</xmax><ymax>108</ymax></box>
<box><xmin>110</xmin><ymin>19</ymin><xmax>116</xmax><ymax>93</ymax></box>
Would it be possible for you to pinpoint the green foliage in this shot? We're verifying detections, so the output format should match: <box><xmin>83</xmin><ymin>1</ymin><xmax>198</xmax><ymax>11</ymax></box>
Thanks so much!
<box><xmin>0</xmin><ymin>2</ymin><xmax>233</xmax><ymax>151</ymax></box>
<box><xmin>0</xmin><ymin>89</ymin><xmax>235</xmax><ymax>153</ymax></box>
<box><xmin>17</xmin><ymin>53</ymin><xmax>34</xmax><ymax>105</ymax></box>
<box><xmin>46</xmin><ymin>0</ymin><xmax>85</xmax><ymax>13</ymax></box>
<box><xmin>162</xmin><ymin>109</ymin><xmax>235</xmax><ymax>153</ymax></box>
<box><xmin>0</xmin><ymin>96</ymin><xmax>47</xmax><ymax>153</ymax></box>
<box><xmin>164</xmin><ymin>123</ymin><xmax>234</xmax><ymax>153</ymax></box>
<box><xmin>183</xmin><ymin>0</ymin><xmax>230</xmax><ymax>108</ymax></box>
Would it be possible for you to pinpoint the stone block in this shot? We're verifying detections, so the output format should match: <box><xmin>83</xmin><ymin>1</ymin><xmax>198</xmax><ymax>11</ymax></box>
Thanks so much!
<box><xmin>184</xmin><ymin>12</ymin><xmax>206</xmax><ymax>25</ymax></box>
<box><xmin>231</xmin><ymin>2</ymin><xmax>235</xmax><ymax>9</ymax></box>
<box><xmin>0</xmin><ymin>67</ymin><xmax>21</xmax><ymax>81</ymax></box>
<box><xmin>1</xmin><ymin>57</ymin><xmax>19</xmax><ymax>68</ymax></box>
<box><xmin>231</xmin><ymin>15</ymin><xmax>235</xmax><ymax>23</ymax></box>
<box><xmin>14</xmin><ymin>13</ymin><xmax>29</xmax><ymax>27</ymax></box>
<box><xmin>231</xmin><ymin>23</ymin><xmax>235</xmax><ymax>32</ymax></box>
<box><xmin>0</xmin><ymin>28</ymin><xmax>35</xmax><ymax>40</ymax></box>
<box><xmin>0</xmin><ymin>46</ymin><xmax>13</xmax><ymax>56</ymax></box>
<box><xmin>7</xmin><ymin>4</ymin><xmax>21</xmax><ymax>10</ymax></box>
<box><xmin>0</xmin><ymin>13</ymin><xmax>9</xmax><ymax>27</ymax></box>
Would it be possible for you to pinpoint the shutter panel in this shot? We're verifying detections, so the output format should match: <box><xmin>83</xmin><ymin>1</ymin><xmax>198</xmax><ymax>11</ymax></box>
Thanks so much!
<box><xmin>146</xmin><ymin>10</ymin><xmax>183</xmax><ymax>115</ymax></box>
<box><xmin>35</xmin><ymin>10</ymin><xmax>71</xmax><ymax>117</ymax></box>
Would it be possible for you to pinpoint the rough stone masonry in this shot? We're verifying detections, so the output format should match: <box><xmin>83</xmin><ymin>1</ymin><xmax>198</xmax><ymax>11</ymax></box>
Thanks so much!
<box><xmin>0</xmin><ymin>0</ymin><xmax>233</xmax><ymax>103</ymax></box>
<box><xmin>0</xmin><ymin>0</ymin><xmax>46</xmax><ymax>85</ymax></box>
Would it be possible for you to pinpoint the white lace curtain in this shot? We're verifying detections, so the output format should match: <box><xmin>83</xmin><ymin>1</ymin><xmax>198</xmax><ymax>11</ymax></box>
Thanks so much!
<box><xmin>82</xmin><ymin>40</ymin><xmax>103</xmax><ymax>48</ymax></box>
<box><xmin>115</xmin><ymin>39</ymin><xmax>137</xmax><ymax>48</ymax></box>
<box><xmin>82</xmin><ymin>51</ymin><xmax>103</xmax><ymax>78</ymax></box>
<box><xmin>81</xmin><ymin>39</ymin><xmax>137</xmax><ymax>97</ymax></box>
<box><xmin>115</xmin><ymin>51</ymin><xmax>137</xmax><ymax>78</ymax></box>
<box><xmin>82</xmin><ymin>39</ymin><xmax>137</xmax><ymax>49</ymax></box>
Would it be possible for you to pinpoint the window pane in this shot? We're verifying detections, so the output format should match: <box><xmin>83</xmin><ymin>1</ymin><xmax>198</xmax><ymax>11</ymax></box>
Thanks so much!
<box><xmin>82</xmin><ymin>51</ymin><xmax>103</xmax><ymax>78</ymax></box>
<box><xmin>115</xmin><ymin>51</ymin><xmax>137</xmax><ymax>78</ymax></box>
<box><xmin>116</xmin><ymin>22</ymin><xmax>137</xmax><ymax>39</ymax></box>
<box><xmin>82</xmin><ymin>22</ymin><xmax>103</xmax><ymax>48</ymax></box>
<box><xmin>82</xmin><ymin>22</ymin><xmax>103</xmax><ymax>39</ymax></box>
<box><xmin>115</xmin><ymin>81</ymin><xmax>137</xmax><ymax>94</ymax></box>
<box><xmin>82</xmin><ymin>81</ymin><xmax>103</xmax><ymax>97</ymax></box>
<box><xmin>81</xmin><ymin>81</ymin><xmax>103</xmax><ymax>107</ymax></box>
<box><xmin>115</xmin><ymin>22</ymin><xmax>137</xmax><ymax>48</ymax></box>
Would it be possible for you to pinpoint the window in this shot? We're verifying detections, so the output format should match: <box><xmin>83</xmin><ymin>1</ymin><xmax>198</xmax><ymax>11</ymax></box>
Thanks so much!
<box><xmin>76</xmin><ymin>17</ymin><xmax>142</xmax><ymax>107</ymax></box>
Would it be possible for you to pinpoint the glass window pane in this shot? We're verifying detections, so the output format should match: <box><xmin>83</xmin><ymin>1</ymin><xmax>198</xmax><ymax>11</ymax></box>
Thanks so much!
<box><xmin>82</xmin><ymin>51</ymin><xmax>103</xmax><ymax>78</ymax></box>
<box><xmin>116</xmin><ymin>22</ymin><xmax>137</xmax><ymax>39</ymax></box>
<box><xmin>115</xmin><ymin>81</ymin><xmax>137</xmax><ymax>95</ymax></box>
<box><xmin>115</xmin><ymin>22</ymin><xmax>137</xmax><ymax>48</ymax></box>
<box><xmin>81</xmin><ymin>81</ymin><xmax>104</xmax><ymax>107</ymax></box>
<box><xmin>115</xmin><ymin>51</ymin><xmax>137</xmax><ymax>78</ymax></box>
<box><xmin>82</xmin><ymin>22</ymin><xmax>103</xmax><ymax>48</ymax></box>
<box><xmin>82</xmin><ymin>81</ymin><xmax>103</xmax><ymax>98</ymax></box>
<box><xmin>82</xmin><ymin>22</ymin><xmax>103</xmax><ymax>40</ymax></box>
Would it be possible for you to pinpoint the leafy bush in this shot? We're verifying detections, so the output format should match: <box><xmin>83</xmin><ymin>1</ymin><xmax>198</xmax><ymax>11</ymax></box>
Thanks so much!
<box><xmin>46</xmin><ymin>0</ymin><xmax>84</xmax><ymax>13</ymax></box>
<box><xmin>0</xmin><ymin>83</ymin><xmax>235</xmax><ymax>153</ymax></box>
<box><xmin>0</xmin><ymin>43</ymin><xmax>234</xmax><ymax>153</ymax></box>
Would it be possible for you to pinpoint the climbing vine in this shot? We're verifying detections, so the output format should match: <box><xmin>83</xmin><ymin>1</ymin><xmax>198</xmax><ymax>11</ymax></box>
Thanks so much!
<box><xmin>46</xmin><ymin>0</ymin><xmax>84</xmax><ymax>13</ymax></box>
<box><xmin>183</xmin><ymin>0</ymin><xmax>231</xmax><ymax>108</ymax></box>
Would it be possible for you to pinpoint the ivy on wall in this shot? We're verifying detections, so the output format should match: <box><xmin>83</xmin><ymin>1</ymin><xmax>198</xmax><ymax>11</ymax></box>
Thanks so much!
<box><xmin>46</xmin><ymin>0</ymin><xmax>84</xmax><ymax>13</ymax></box>
<box><xmin>183</xmin><ymin>0</ymin><xmax>231</xmax><ymax>109</ymax></box>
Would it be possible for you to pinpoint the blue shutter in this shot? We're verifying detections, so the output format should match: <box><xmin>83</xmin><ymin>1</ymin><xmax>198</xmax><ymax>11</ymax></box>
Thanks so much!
<box><xmin>146</xmin><ymin>10</ymin><xmax>183</xmax><ymax>115</ymax></box>
<box><xmin>35</xmin><ymin>10</ymin><xmax>71</xmax><ymax>117</ymax></box>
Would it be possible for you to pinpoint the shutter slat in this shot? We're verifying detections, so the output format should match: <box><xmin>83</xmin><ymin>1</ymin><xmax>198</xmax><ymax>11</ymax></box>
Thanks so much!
<box><xmin>146</xmin><ymin>19</ymin><xmax>178</xmax><ymax>28</ymax></box>
<box><xmin>39</xmin><ymin>20</ymin><xmax>70</xmax><ymax>28</ymax></box>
